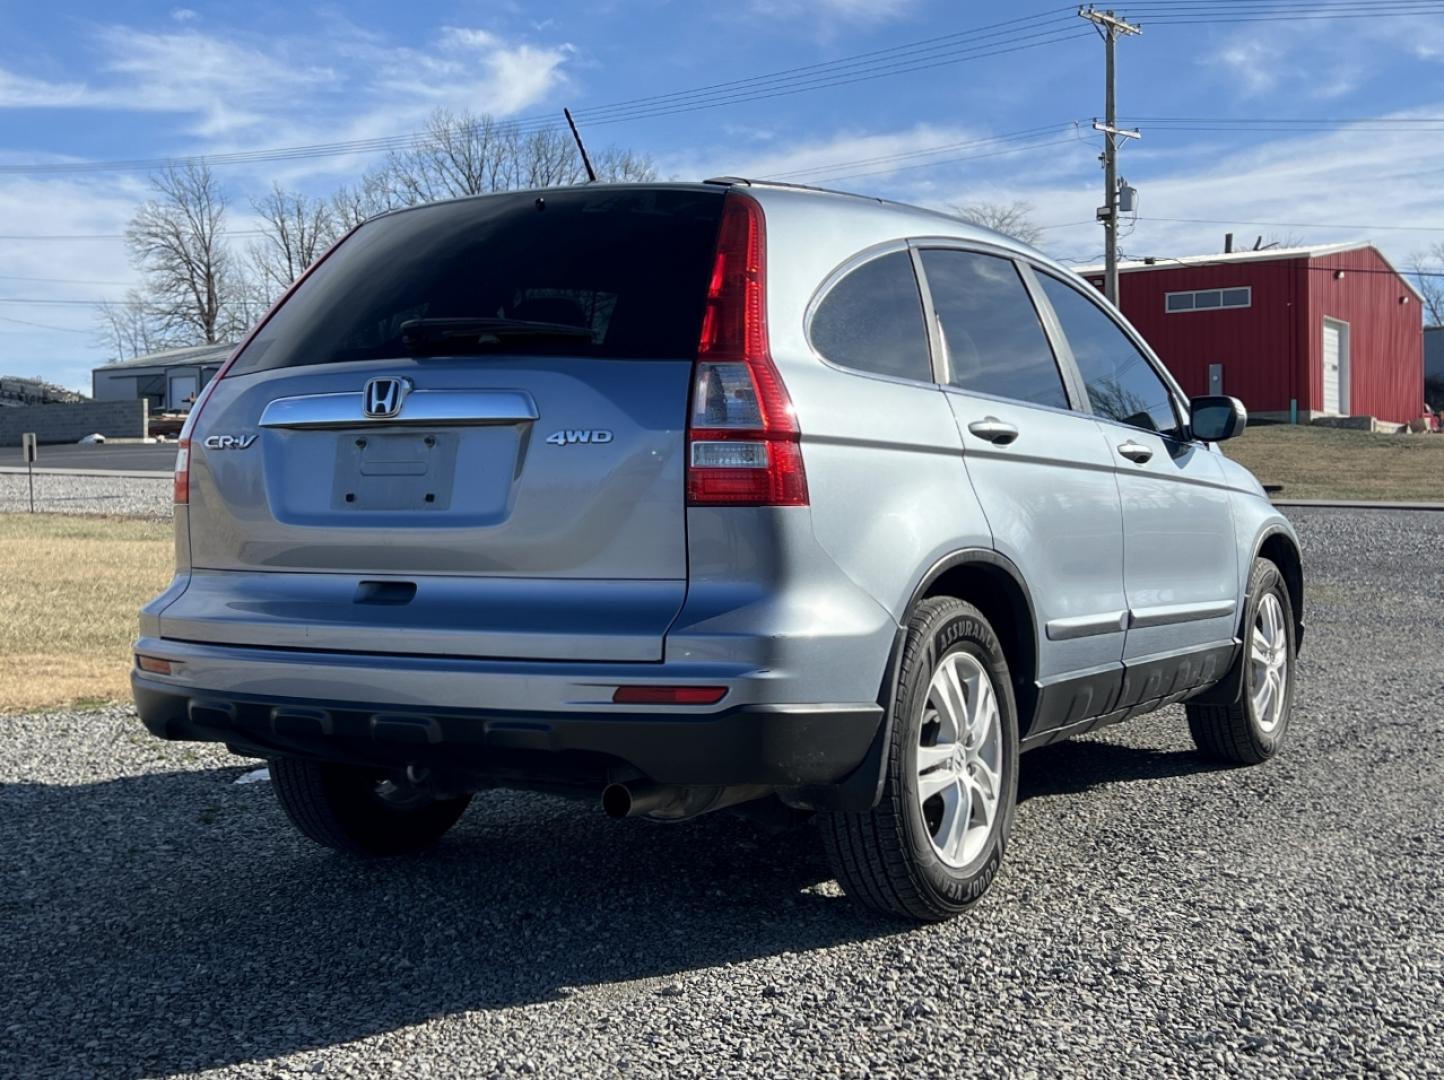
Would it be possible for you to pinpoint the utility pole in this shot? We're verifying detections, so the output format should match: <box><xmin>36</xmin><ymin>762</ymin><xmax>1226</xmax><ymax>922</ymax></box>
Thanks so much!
<box><xmin>1080</xmin><ymin>6</ymin><xmax>1141</xmax><ymax>306</ymax></box>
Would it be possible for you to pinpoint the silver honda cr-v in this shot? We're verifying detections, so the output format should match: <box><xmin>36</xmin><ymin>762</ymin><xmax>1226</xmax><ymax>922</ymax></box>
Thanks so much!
<box><xmin>135</xmin><ymin>180</ymin><xmax>1303</xmax><ymax>921</ymax></box>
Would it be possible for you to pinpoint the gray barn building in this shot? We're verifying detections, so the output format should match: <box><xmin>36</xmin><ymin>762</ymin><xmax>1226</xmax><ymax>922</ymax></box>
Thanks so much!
<box><xmin>91</xmin><ymin>343</ymin><xmax>235</xmax><ymax>413</ymax></box>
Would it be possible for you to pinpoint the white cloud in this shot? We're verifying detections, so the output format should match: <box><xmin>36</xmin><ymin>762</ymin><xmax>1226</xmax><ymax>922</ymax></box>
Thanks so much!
<box><xmin>170</xmin><ymin>8</ymin><xmax>198</xmax><ymax>22</ymax></box>
<box><xmin>761</xmin><ymin>0</ymin><xmax>917</xmax><ymax>23</ymax></box>
<box><xmin>0</xmin><ymin>68</ymin><xmax>88</xmax><ymax>108</ymax></box>
<box><xmin>1217</xmin><ymin>40</ymin><xmax>1281</xmax><ymax>97</ymax></box>
<box><xmin>919</xmin><ymin>116</ymin><xmax>1444</xmax><ymax>271</ymax></box>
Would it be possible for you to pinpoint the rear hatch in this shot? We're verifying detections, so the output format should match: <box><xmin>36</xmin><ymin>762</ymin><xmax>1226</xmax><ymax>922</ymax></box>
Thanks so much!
<box><xmin>168</xmin><ymin>186</ymin><xmax>726</xmax><ymax>662</ymax></box>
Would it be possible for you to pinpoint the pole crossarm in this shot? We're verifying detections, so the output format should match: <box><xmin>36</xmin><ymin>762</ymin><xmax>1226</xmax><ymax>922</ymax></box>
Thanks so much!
<box><xmin>1079</xmin><ymin>7</ymin><xmax>1142</xmax><ymax>35</ymax></box>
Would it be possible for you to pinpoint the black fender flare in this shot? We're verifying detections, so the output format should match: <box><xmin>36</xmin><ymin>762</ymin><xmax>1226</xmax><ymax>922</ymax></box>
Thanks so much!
<box><xmin>1193</xmin><ymin>523</ymin><xmax>1304</xmax><ymax>706</ymax></box>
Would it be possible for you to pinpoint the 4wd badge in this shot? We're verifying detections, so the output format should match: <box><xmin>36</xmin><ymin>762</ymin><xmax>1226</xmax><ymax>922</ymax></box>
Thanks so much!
<box><xmin>545</xmin><ymin>429</ymin><xmax>614</xmax><ymax>446</ymax></box>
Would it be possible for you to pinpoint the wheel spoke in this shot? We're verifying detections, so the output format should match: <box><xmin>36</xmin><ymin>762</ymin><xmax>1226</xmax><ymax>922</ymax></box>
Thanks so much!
<box><xmin>971</xmin><ymin>756</ymin><xmax>1000</xmax><ymax>802</ymax></box>
<box><xmin>942</xmin><ymin>661</ymin><xmax>969</xmax><ymax>742</ymax></box>
<box><xmin>939</xmin><ymin>779</ymin><xmax>972</xmax><ymax>861</ymax></box>
<box><xmin>930</xmin><ymin>672</ymin><xmax>963</xmax><ymax>744</ymax></box>
<box><xmin>918</xmin><ymin>762</ymin><xmax>959</xmax><ymax>802</ymax></box>
<box><xmin>966</xmin><ymin>670</ymin><xmax>995</xmax><ymax>746</ymax></box>
<box><xmin>1254</xmin><ymin>668</ymin><xmax>1274</xmax><ymax>721</ymax></box>
<box><xmin>1251</xmin><ymin>640</ymin><xmax>1270</xmax><ymax>667</ymax></box>
<box><xmin>916</xmin><ymin>741</ymin><xmax>955</xmax><ymax>773</ymax></box>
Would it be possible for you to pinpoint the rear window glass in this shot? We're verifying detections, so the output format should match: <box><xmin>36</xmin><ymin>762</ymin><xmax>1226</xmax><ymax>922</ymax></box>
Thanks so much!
<box><xmin>229</xmin><ymin>187</ymin><xmax>726</xmax><ymax>373</ymax></box>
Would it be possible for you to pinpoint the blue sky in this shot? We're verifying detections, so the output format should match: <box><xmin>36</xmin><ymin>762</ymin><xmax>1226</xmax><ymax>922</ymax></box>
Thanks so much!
<box><xmin>4</xmin><ymin>0</ymin><xmax>1444</xmax><ymax>390</ymax></box>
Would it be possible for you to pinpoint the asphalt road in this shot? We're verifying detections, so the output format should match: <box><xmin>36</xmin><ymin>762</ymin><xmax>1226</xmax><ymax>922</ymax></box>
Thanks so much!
<box><xmin>6</xmin><ymin>442</ymin><xmax>176</xmax><ymax>473</ymax></box>
<box><xmin>2</xmin><ymin>507</ymin><xmax>1441</xmax><ymax>1078</ymax></box>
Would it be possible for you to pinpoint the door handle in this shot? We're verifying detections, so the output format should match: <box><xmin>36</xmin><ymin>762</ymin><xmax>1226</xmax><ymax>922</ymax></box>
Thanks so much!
<box><xmin>967</xmin><ymin>417</ymin><xmax>1019</xmax><ymax>445</ymax></box>
<box><xmin>1117</xmin><ymin>440</ymin><xmax>1153</xmax><ymax>464</ymax></box>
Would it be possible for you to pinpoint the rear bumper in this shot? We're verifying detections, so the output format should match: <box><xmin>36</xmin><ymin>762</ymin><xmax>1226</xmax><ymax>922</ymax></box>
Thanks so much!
<box><xmin>132</xmin><ymin>673</ymin><xmax>882</xmax><ymax>790</ymax></box>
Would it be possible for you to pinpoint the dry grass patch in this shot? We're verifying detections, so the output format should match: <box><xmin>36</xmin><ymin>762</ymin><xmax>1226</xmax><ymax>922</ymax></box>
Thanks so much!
<box><xmin>0</xmin><ymin>514</ymin><xmax>172</xmax><ymax>713</ymax></box>
<box><xmin>1224</xmin><ymin>424</ymin><xmax>1444</xmax><ymax>502</ymax></box>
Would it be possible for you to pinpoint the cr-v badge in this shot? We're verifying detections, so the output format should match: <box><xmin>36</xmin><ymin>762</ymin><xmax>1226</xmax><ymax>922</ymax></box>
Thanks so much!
<box><xmin>203</xmin><ymin>435</ymin><xmax>257</xmax><ymax>450</ymax></box>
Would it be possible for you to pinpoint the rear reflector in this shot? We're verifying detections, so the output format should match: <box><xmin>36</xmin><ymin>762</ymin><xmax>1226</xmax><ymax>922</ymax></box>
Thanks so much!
<box><xmin>686</xmin><ymin>193</ymin><xmax>807</xmax><ymax>507</ymax></box>
<box><xmin>612</xmin><ymin>686</ymin><xmax>728</xmax><ymax>706</ymax></box>
<box><xmin>136</xmin><ymin>655</ymin><xmax>173</xmax><ymax>675</ymax></box>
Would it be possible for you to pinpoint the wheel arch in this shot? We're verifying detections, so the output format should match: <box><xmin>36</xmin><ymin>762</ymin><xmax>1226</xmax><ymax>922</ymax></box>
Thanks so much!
<box><xmin>908</xmin><ymin>548</ymin><xmax>1041</xmax><ymax>738</ymax></box>
<box><xmin>1254</xmin><ymin>526</ymin><xmax>1305</xmax><ymax>652</ymax></box>
<box><xmin>799</xmin><ymin>548</ymin><xmax>1040</xmax><ymax>814</ymax></box>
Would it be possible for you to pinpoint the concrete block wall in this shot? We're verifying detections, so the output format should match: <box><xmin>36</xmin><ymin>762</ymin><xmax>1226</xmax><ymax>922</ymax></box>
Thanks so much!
<box><xmin>0</xmin><ymin>400</ymin><xmax>148</xmax><ymax>447</ymax></box>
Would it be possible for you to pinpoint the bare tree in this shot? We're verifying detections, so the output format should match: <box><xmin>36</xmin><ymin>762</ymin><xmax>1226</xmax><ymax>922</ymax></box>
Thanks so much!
<box><xmin>248</xmin><ymin>184</ymin><xmax>342</xmax><ymax>303</ymax></box>
<box><xmin>94</xmin><ymin>295</ymin><xmax>162</xmax><ymax>361</ymax></box>
<box><xmin>120</xmin><ymin>163</ymin><xmax>249</xmax><ymax>346</ymax></box>
<box><xmin>1409</xmin><ymin>246</ymin><xmax>1444</xmax><ymax>327</ymax></box>
<box><xmin>370</xmin><ymin>109</ymin><xmax>658</xmax><ymax>208</ymax></box>
<box><xmin>952</xmin><ymin>200</ymin><xmax>1043</xmax><ymax>246</ymax></box>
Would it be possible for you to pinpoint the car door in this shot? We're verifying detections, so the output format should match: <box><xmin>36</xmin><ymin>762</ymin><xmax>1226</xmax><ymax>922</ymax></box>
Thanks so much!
<box><xmin>1034</xmin><ymin>272</ymin><xmax>1239</xmax><ymax>684</ymax></box>
<box><xmin>915</xmin><ymin>245</ymin><xmax>1129</xmax><ymax>726</ymax></box>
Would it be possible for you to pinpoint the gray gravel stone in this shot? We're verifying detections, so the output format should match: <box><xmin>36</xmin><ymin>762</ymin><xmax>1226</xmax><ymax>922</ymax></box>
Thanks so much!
<box><xmin>1</xmin><ymin>507</ymin><xmax>1441</xmax><ymax>1078</ymax></box>
<box><xmin>0</xmin><ymin>471</ymin><xmax>171</xmax><ymax>518</ymax></box>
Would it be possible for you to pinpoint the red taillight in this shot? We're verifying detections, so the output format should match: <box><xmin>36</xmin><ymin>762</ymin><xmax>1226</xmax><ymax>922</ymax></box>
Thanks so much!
<box><xmin>686</xmin><ymin>192</ymin><xmax>807</xmax><ymax>507</ymax></box>
<box><xmin>612</xmin><ymin>685</ymin><xmax>728</xmax><ymax>705</ymax></box>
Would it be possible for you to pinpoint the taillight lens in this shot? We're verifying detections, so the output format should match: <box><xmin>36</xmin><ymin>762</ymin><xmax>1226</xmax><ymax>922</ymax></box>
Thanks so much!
<box><xmin>686</xmin><ymin>192</ymin><xmax>807</xmax><ymax>507</ymax></box>
<box><xmin>173</xmin><ymin>441</ymin><xmax>191</xmax><ymax>505</ymax></box>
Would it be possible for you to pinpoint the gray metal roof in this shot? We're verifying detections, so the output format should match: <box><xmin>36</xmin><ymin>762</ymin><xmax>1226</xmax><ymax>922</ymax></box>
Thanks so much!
<box><xmin>95</xmin><ymin>342</ymin><xmax>235</xmax><ymax>372</ymax></box>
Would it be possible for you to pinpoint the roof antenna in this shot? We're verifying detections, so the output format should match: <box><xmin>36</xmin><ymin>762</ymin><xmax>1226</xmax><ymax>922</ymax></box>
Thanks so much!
<box><xmin>564</xmin><ymin>108</ymin><xmax>597</xmax><ymax>183</ymax></box>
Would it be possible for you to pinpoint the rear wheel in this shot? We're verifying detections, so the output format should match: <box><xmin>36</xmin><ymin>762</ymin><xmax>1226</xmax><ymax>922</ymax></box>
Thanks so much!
<box><xmin>1186</xmin><ymin>556</ymin><xmax>1296</xmax><ymax>765</ymax></box>
<box><xmin>268</xmin><ymin>758</ymin><xmax>472</xmax><ymax>855</ymax></box>
<box><xmin>819</xmin><ymin>597</ymin><xmax>1019</xmax><ymax>922</ymax></box>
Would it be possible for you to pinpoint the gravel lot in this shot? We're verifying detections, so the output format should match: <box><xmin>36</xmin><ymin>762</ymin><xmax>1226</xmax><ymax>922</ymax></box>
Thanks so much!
<box><xmin>0</xmin><ymin>471</ymin><xmax>171</xmax><ymax>519</ymax></box>
<box><xmin>2</xmin><ymin>507</ymin><xmax>1441</xmax><ymax>1079</ymax></box>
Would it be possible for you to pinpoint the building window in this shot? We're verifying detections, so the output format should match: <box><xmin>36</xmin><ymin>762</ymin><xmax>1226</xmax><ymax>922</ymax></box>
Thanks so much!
<box><xmin>1165</xmin><ymin>286</ymin><xmax>1251</xmax><ymax>313</ymax></box>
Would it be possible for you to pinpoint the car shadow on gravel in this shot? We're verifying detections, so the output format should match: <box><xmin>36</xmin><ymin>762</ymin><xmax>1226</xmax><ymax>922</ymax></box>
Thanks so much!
<box><xmin>1018</xmin><ymin>737</ymin><xmax>1232</xmax><ymax>802</ymax></box>
<box><xmin>1</xmin><ymin>765</ymin><xmax>903</xmax><ymax>1077</ymax></box>
<box><xmin>3</xmin><ymin>738</ymin><xmax>1231</xmax><ymax>1075</ymax></box>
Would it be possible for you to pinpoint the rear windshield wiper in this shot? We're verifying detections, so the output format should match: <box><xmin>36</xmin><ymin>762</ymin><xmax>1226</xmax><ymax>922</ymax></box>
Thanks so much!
<box><xmin>399</xmin><ymin>317</ymin><xmax>594</xmax><ymax>354</ymax></box>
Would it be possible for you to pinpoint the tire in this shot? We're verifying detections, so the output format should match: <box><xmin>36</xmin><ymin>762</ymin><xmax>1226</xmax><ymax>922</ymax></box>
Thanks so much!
<box><xmin>1186</xmin><ymin>557</ymin><xmax>1296</xmax><ymax>765</ymax></box>
<box><xmin>819</xmin><ymin>597</ymin><xmax>1019</xmax><ymax>922</ymax></box>
<box><xmin>268</xmin><ymin>757</ymin><xmax>472</xmax><ymax>855</ymax></box>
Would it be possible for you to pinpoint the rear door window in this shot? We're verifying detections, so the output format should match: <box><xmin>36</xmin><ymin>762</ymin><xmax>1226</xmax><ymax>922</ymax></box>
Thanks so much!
<box><xmin>229</xmin><ymin>188</ymin><xmax>726</xmax><ymax>374</ymax></box>
<box><xmin>1037</xmin><ymin>273</ymin><xmax>1183</xmax><ymax>438</ymax></box>
<box><xmin>810</xmin><ymin>250</ymin><xmax>932</xmax><ymax>382</ymax></box>
<box><xmin>919</xmin><ymin>249</ymin><xmax>1070</xmax><ymax>410</ymax></box>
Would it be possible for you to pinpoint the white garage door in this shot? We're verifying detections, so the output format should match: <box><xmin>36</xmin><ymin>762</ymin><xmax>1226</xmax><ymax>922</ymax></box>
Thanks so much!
<box><xmin>1322</xmin><ymin>320</ymin><xmax>1348</xmax><ymax>415</ymax></box>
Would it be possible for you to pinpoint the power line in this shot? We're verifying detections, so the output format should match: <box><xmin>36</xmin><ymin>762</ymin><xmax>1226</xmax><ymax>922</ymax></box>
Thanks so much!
<box><xmin>1139</xmin><ymin>215</ymin><xmax>1444</xmax><ymax>232</ymax></box>
<box><xmin>0</xmin><ymin>273</ymin><xmax>135</xmax><ymax>286</ymax></box>
<box><xmin>799</xmin><ymin>135</ymin><xmax>1089</xmax><ymax>184</ymax></box>
<box><xmin>0</xmin><ymin>313</ymin><xmax>92</xmax><ymax>334</ymax></box>
<box><xmin>760</xmin><ymin>123</ymin><xmax>1085</xmax><ymax>180</ymax></box>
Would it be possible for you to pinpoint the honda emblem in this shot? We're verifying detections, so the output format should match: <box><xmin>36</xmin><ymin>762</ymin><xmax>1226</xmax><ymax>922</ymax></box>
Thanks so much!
<box><xmin>363</xmin><ymin>377</ymin><xmax>411</xmax><ymax>419</ymax></box>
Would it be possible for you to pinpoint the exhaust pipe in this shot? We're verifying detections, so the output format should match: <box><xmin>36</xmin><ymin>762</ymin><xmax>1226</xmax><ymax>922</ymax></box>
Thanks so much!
<box><xmin>601</xmin><ymin>782</ymin><xmax>772</xmax><ymax>821</ymax></box>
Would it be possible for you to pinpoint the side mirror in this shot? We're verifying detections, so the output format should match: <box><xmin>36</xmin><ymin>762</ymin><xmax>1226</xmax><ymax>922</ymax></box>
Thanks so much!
<box><xmin>1190</xmin><ymin>395</ymin><xmax>1247</xmax><ymax>442</ymax></box>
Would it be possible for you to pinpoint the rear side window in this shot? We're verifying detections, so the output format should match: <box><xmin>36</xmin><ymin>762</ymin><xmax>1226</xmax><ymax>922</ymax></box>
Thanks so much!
<box><xmin>1037</xmin><ymin>273</ymin><xmax>1182</xmax><ymax>438</ymax></box>
<box><xmin>920</xmin><ymin>249</ymin><xmax>1069</xmax><ymax>410</ymax></box>
<box><xmin>810</xmin><ymin>251</ymin><xmax>931</xmax><ymax>382</ymax></box>
<box><xmin>228</xmin><ymin>188</ymin><xmax>726</xmax><ymax>374</ymax></box>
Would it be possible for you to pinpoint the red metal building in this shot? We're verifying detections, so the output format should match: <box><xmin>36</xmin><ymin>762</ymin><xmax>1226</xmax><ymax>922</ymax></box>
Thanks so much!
<box><xmin>1079</xmin><ymin>243</ymin><xmax>1424</xmax><ymax>424</ymax></box>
